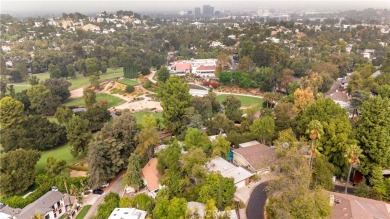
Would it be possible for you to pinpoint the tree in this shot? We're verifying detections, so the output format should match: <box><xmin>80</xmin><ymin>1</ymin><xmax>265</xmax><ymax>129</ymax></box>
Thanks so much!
<box><xmin>97</xmin><ymin>193</ymin><xmax>120</xmax><ymax>219</ymax></box>
<box><xmin>153</xmin><ymin>197</ymin><xmax>187</xmax><ymax>219</ymax></box>
<box><xmin>45</xmin><ymin>157</ymin><xmax>67</xmax><ymax>176</ymax></box>
<box><xmin>43</xmin><ymin>78</ymin><xmax>72</xmax><ymax>102</ymax></box>
<box><xmin>119</xmin><ymin>197</ymin><xmax>132</xmax><ymax>208</ymax></box>
<box><xmin>125</xmin><ymin>85</ymin><xmax>135</xmax><ymax>93</ymax></box>
<box><xmin>205</xmin><ymin>113</ymin><xmax>235</xmax><ymax>135</ymax></box>
<box><xmin>370</xmin><ymin>166</ymin><xmax>387</xmax><ymax>200</ymax></box>
<box><xmin>237</xmin><ymin>56</ymin><xmax>254</xmax><ymax>72</ymax></box>
<box><xmin>0</xmin><ymin>115</ymin><xmax>67</xmax><ymax>152</ymax></box>
<box><xmin>266</xmin><ymin>148</ymin><xmax>332</xmax><ymax>219</ymax></box>
<box><xmin>130</xmin><ymin>194</ymin><xmax>155</xmax><ymax>214</ymax></box>
<box><xmin>184</xmin><ymin>128</ymin><xmax>212</xmax><ymax>152</ymax></box>
<box><xmin>159</xmin><ymin>76</ymin><xmax>192</xmax><ymax>135</ymax></box>
<box><xmin>83</xmin><ymin>87</ymin><xmax>96</xmax><ymax>108</ymax></box>
<box><xmin>0</xmin><ymin>96</ymin><xmax>25</xmax><ymax>129</ymax></box>
<box><xmin>204</xmin><ymin>199</ymin><xmax>218</xmax><ymax>219</ymax></box>
<box><xmin>9</xmin><ymin>70</ymin><xmax>24</xmax><ymax>83</ymax></box>
<box><xmin>85</xmin><ymin>58</ymin><xmax>100</xmax><ymax>76</ymax></box>
<box><xmin>108</xmin><ymin>57</ymin><xmax>120</xmax><ymax>69</ymax></box>
<box><xmin>157</xmin><ymin>66</ymin><xmax>170</xmax><ymax>83</ymax></box>
<box><xmin>293</xmin><ymin>87</ymin><xmax>314</xmax><ymax>113</ymax></box>
<box><xmin>135</xmin><ymin>115</ymin><xmax>159</xmax><ymax>160</ymax></box>
<box><xmin>0</xmin><ymin>149</ymin><xmax>40</xmax><ymax>196</ymax></box>
<box><xmin>66</xmin><ymin>115</ymin><xmax>91</xmax><ymax>157</ymax></box>
<box><xmin>7</xmin><ymin>85</ymin><xmax>15</xmax><ymax>98</ymax></box>
<box><xmin>297</xmin><ymin>98</ymin><xmax>355</xmax><ymax>175</ymax></box>
<box><xmin>306</xmin><ymin>120</ymin><xmax>324</xmax><ymax>172</ymax></box>
<box><xmin>88</xmin><ymin>112</ymin><xmax>138</xmax><ymax>188</ymax></box>
<box><xmin>78</xmin><ymin>103</ymin><xmax>111</xmax><ymax>132</ymax></box>
<box><xmin>55</xmin><ymin>106</ymin><xmax>74</xmax><ymax>124</ymax></box>
<box><xmin>222</xmin><ymin>95</ymin><xmax>242</xmax><ymax>122</ymax></box>
<box><xmin>123</xmin><ymin>153</ymin><xmax>143</xmax><ymax>191</ymax></box>
<box><xmin>49</xmin><ymin>64</ymin><xmax>61</xmax><ymax>79</ymax></box>
<box><xmin>312</xmin><ymin>156</ymin><xmax>335</xmax><ymax>191</ymax></box>
<box><xmin>66</xmin><ymin>64</ymin><xmax>76</xmax><ymax>78</ymax></box>
<box><xmin>89</xmin><ymin>75</ymin><xmax>100</xmax><ymax>90</ymax></box>
<box><xmin>250</xmin><ymin>116</ymin><xmax>275</xmax><ymax>144</ymax></box>
<box><xmin>29</xmin><ymin>76</ymin><xmax>40</xmax><ymax>85</ymax></box>
<box><xmin>356</xmin><ymin>96</ymin><xmax>390</xmax><ymax>175</ymax></box>
<box><xmin>198</xmin><ymin>172</ymin><xmax>235</xmax><ymax>209</ymax></box>
<box><xmin>344</xmin><ymin>144</ymin><xmax>363</xmax><ymax>194</ymax></box>
<box><xmin>123</xmin><ymin>61</ymin><xmax>139</xmax><ymax>79</ymax></box>
<box><xmin>27</xmin><ymin>84</ymin><xmax>61</xmax><ymax>115</ymax></box>
<box><xmin>274</xmin><ymin>102</ymin><xmax>296</xmax><ymax>131</ymax></box>
<box><xmin>211</xmin><ymin>135</ymin><xmax>231</xmax><ymax>158</ymax></box>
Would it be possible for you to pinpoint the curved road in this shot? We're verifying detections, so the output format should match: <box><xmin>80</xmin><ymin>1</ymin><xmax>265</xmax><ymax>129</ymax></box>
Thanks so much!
<box><xmin>246</xmin><ymin>182</ymin><xmax>268</xmax><ymax>219</ymax></box>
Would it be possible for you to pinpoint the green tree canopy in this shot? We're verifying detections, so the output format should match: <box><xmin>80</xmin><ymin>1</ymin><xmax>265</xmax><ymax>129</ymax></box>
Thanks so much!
<box><xmin>0</xmin><ymin>149</ymin><xmax>41</xmax><ymax>196</ymax></box>
<box><xmin>0</xmin><ymin>96</ymin><xmax>25</xmax><ymax>129</ymax></box>
<box><xmin>66</xmin><ymin>115</ymin><xmax>91</xmax><ymax>157</ymax></box>
<box><xmin>158</xmin><ymin>76</ymin><xmax>192</xmax><ymax>135</ymax></box>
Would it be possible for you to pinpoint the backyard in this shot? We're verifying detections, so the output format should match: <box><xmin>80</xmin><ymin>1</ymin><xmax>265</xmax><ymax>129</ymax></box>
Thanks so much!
<box><xmin>75</xmin><ymin>205</ymin><xmax>92</xmax><ymax>219</ymax></box>
<box><xmin>216</xmin><ymin>94</ymin><xmax>263</xmax><ymax>109</ymax></box>
<box><xmin>35</xmin><ymin>142</ymin><xmax>81</xmax><ymax>174</ymax></box>
<box><xmin>133</xmin><ymin>111</ymin><xmax>163</xmax><ymax>125</ymax></box>
<box><xmin>63</xmin><ymin>93</ymin><xmax>125</xmax><ymax>108</ymax></box>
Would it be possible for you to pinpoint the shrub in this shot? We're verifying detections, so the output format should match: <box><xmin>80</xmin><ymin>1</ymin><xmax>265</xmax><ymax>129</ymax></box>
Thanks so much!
<box><xmin>203</xmin><ymin>80</ymin><xmax>210</xmax><ymax>86</ymax></box>
<box><xmin>209</xmin><ymin>81</ymin><xmax>220</xmax><ymax>88</ymax></box>
<box><xmin>125</xmin><ymin>85</ymin><xmax>135</xmax><ymax>93</ymax></box>
<box><xmin>140</xmin><ymin>67</ymin><xmax>151</xmax><ymax>75</ymax></box>
<box><xmin>144</xmin><ymin>80</ymin><xmax>152</xmax><ymax>89</ymax></box>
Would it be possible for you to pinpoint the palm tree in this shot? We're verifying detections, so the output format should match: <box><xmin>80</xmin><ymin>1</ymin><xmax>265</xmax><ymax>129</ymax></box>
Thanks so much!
<box><xmin>306</xmin><ymin>120</ymin><xmax>324</xmax><ymax>172</ymax></box>
<box><xmin>344</xmin><ymin>144</ymin><xmax>363</xmax><ymax>194</ymax></box>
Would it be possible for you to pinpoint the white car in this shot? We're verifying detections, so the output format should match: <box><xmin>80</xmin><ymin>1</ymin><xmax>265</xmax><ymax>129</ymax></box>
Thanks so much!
<box><xmin>101</xmin><ymin>182</ymin><xmax>109</xmax><ymax>188</ymax></box>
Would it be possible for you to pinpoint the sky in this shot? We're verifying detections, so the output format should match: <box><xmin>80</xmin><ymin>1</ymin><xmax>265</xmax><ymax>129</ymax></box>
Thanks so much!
<box><xmin>1</xmin><ymin>0</ymin><xmax>389</xmax><ymax>16</ymax></box>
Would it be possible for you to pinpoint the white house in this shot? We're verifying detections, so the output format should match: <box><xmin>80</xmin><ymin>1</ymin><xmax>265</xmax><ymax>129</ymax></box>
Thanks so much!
<box><xmin>108</xmin><ymin>208</ymin><xmax>147</xmax><ymax>219</ymax></box>
<box><xmin>207</xmin><ymin>156</ymin><xmax>253</xmax><ymax>188</ymax></box>
<box><xmin>0</xmin><ymin>190</ymin><xmax>67</xmax><ymax>219</ymax></box>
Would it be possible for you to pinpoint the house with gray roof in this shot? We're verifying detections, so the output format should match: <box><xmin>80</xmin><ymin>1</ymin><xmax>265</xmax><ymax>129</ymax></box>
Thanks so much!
<box><xmin>0</xmin><ymin>191</ymin><xmax>66</xmax><ymax>219</ymax></box>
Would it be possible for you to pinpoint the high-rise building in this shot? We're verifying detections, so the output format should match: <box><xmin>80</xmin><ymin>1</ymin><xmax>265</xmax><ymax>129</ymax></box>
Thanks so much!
<box><xmin>195</xmin><ymin>7</ymin><xmax>201</xmax><ymax>16</ymax></box>
<box><xmin>203</xmin><ymin>5</ymin><xmax>211</xmax><ymax>15</ymax></box>
<box><xmin>210</xmin><ymin>6</ymin><xmax>214</xmax><ymax>15</ymax></box>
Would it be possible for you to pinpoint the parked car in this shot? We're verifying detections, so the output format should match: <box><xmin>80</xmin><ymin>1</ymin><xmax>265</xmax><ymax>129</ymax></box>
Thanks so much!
<box><xmin>92</xmin><ymin>189</ymin><xmax>104</xmax><ymax>195</ymax></box>
<box><xmin>100</xmin><ymin>182</ymin><xmax>109</xmax><ymax>188</ymax></box>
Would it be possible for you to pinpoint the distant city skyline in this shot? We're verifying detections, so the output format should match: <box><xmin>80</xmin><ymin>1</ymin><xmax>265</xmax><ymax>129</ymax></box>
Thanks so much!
<box><xmin>1</xmin><ymin>0</ymin><xmax>389</xmax><ymax>17</ymax></box>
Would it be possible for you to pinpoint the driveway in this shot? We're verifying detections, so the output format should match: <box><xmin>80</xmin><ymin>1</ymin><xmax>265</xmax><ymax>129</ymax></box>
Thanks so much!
<box><xmin>246</xmin><ymin>182</ymin><xmax>268</xmax><ymax>219</ymax></box>
<box><xmin>84</xmin><ymin>172</ymin><xmax>125</xmax><ymax>219</ymax></box>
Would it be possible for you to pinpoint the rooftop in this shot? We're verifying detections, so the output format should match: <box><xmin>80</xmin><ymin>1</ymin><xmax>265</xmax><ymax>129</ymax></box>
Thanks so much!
<box><xmin>207</xmin><ymin>156</ymin><xmax>253</xmax><ymax>184</ymax></box>
<box><xmin>233</xmin><ymin>143</ymin><xmax>276</xmax><ymax>171</ymax></box>
<box><xmin>108</xmin><ymin>208</ymin><xmax>147</xmax><ymax>219</ymax></box>
<box><xmin>141</xmin><ymin>158</ymin><xmax>161</xmax><ymax>192</ymax></box>
<box><xmin>238</xmin><ymin>141</ymin><xmax>261</xmax><ymax>148</ymax></box>
<box><xmin>330</xmin><ymin>192</ymin><xmax>390</xmax><ymax>219</ymax></box>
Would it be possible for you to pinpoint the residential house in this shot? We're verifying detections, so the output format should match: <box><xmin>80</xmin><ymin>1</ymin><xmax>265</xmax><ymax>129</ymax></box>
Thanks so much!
<box><xmin>168</xmin><ymin>59</ymin><xmax>217</xmax><ymax>78</ymax></box>
<box><xmin>141</xmin><ymin>158</ymin><xmax>162</xmax><ymax>198</ymax></box>
<box><xmin>108</xmin><ymin>208</ymin><xmax>147</xmax><ymax>219</ymax></box>
<box><xmin>232</xmin><ymin>141</ymin><xmax>276</xmax><ymax>174</ymax></box>
<box><xmin>329</xmin><ymin>91</ymin><xmax>350</xmax><ymax>109</ymax></box>
<box><xmin>0</xmin><ymin>190</ymin><xmax>69</xmax><ymax>219</ymax></box>
<box><xmin>206</xmin><ymin>156</ymin><xmax>253</xmax><ymax>188</ymax></box>
<box><xmin>330</xmin><ymin>192</ymin><xmax>390</xmax><ymax>219</ymax></box>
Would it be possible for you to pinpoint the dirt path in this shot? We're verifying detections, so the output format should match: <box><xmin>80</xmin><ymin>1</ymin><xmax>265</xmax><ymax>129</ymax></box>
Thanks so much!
<box><xmin>70</xmin><ymin>87</ymin><xmax>84</xmax><ymax>98</ymax></box>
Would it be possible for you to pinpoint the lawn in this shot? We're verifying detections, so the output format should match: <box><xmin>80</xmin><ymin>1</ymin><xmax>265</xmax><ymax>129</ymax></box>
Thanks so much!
<box><xmin>119</xmin><ymin>78</ymin><xmax>138</xmax><ymax>86</ymax></box>
<box><xmin>63</xmin><ymin>93</ymin><xmax>125</xmax><ymax>108</ymax></box>
<box><xmin>75</xmin><ymin>205</ymin><xmax>92</xmax><ymax>219</ymax></box>
<box><xmin>216</xmin><ymin>94</ymin><xmax>263</xmax><ymax>108</ymax></box>
<box><xmin>8</xmin><ymin>68</ymin><xmax>124</xmax><ymax>92</ymax></box>
<box><xmin>133</xmin><ymin>112</ymin><xmax>162</xmax><ymax>125</ymax></box>
<box><xmin>35</xmin><ymin>142</ymin><xmax>80</xmax><ymax>174</ymax></box>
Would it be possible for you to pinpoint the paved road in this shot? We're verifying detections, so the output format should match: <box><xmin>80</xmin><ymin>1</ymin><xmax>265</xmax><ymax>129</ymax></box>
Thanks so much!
<box><xmin>334</xmin><ymin>184</ymin><xmax>355</xmax><ymax>195</ymax></box>
<box><xmin>84</xmin><ymin>175</ymin><xmax>124</xmax><ymax>219</ymax></box>
<box><xmin>246</xmin><ymin>182</ymin><xmax>268</xmax><ymax>219</ymax></box>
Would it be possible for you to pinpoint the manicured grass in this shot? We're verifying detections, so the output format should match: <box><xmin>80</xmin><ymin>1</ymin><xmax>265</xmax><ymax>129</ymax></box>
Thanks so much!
<box><xmin>76</xmin><ymin>205</ymin><xmax>92</xmax><ymax>219</ymax></box>
<box><xmin>119</xmin><ymin>78</ymin><xmax>138</xmax><ymax>86</ymax></box>
<box><xmin>35</xmin><ymin>142</ymin><xmax>80</xmax><ymax>173</ymax></box>
<box><xmin>69</xmin><ymin>68</ymin><xmax>123</xmax><ymax>90</ymax></box>
<box><xmin>216</xmin><ymin>94</ymin><xmax>263</xmax><ymax>108</ymax></box>
<box><xmin>63</xmin><ymin>93</ymin><xmax>125</xmax><ymax>108</ymax></box>
<box><xmin>9</xmin><ymin>68</ymin><xmax>124</xmax><ymax>92</ymax></box>
<box><xmin>133</xmin><ymin>112</ymin><xmax>162</xmax><ymax>125</ymax></box>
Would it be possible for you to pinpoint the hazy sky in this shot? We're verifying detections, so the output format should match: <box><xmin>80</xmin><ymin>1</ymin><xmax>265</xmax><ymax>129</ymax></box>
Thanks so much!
<box><xmin>1</xmin><ymin>0</ymin><xmax>389</xmax><ymax>16</ymax></box>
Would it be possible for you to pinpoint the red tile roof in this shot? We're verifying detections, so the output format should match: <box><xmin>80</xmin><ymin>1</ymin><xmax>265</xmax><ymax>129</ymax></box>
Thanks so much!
<box><xmin>197</xmin><ymin>65</ymin><xmax>215</xmax><ymax>71</ymax></box>
<box><xmin>174</xmin><ymin>63</ymin><xmax>192</xmax><ymax>71</ymax></box>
